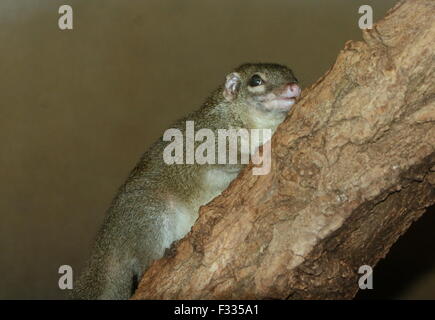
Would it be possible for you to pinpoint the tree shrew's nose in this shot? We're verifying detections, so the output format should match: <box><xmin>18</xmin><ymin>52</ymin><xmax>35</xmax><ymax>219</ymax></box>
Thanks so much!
<box><xmin>280</xmin><ymin>82</ymin><xmax>301</xmax><ymax>99</ymax></box>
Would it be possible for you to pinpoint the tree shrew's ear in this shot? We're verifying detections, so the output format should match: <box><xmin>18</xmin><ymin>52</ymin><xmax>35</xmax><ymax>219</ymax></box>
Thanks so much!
<box><xmin>223</xmin><ymin>72</ymin><xmax>241</xmax><ymax>101</ymax></box>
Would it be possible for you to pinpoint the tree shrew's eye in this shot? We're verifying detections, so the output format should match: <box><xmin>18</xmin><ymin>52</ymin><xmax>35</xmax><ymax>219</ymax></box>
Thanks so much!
<box><xmin>248</xmin><ymin>74</ymin><xmax>264</xmax><ymax>87</ymax></box>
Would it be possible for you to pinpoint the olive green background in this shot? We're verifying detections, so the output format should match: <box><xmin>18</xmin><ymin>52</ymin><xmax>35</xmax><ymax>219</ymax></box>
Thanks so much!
<box><xmin>1</xmin><ymin>0</ymin><xmax>434</xmax><ymax>299</ymax></box>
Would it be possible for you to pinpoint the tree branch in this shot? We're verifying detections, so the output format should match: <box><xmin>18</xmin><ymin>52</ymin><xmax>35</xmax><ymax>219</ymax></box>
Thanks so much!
<box><xmin>133</xmin><ymin>0</ymin><xmax>435</xmax><ymax>299</ymax></box>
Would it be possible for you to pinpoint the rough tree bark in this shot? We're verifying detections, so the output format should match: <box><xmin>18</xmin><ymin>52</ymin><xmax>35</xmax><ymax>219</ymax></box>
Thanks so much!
<box><xmin>133</xmin><ymin>0</ymin><xmax>435</xmax><ymax>299</ymax></box>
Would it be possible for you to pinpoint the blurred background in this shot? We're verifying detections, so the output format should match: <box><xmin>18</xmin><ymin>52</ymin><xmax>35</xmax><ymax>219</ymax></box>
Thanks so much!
<box><xmin>0</xmin><ymin>0</ymin><xmax>434</xmax><ymax>299</ymax></box>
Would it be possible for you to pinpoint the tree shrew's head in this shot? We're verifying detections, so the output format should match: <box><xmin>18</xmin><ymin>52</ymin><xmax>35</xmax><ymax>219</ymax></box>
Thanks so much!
<box><xmin>223</xmin><ymin>63</ymin><xmax>301</xmax><ymax>114</ymax></box>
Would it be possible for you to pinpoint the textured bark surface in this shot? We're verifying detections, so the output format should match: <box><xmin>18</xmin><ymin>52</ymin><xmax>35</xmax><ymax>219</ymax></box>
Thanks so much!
<box><xmin>133</xmin><ymin>0</ymin><xmax>435</xmax><ymax>300</ymax></box>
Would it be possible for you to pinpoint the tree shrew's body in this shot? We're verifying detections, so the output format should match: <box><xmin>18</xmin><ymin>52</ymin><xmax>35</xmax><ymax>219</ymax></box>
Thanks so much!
<box><xmin>73</xmin><ymin>63</ymin><xmax>301</xmax><ymax>299</ymax></box>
